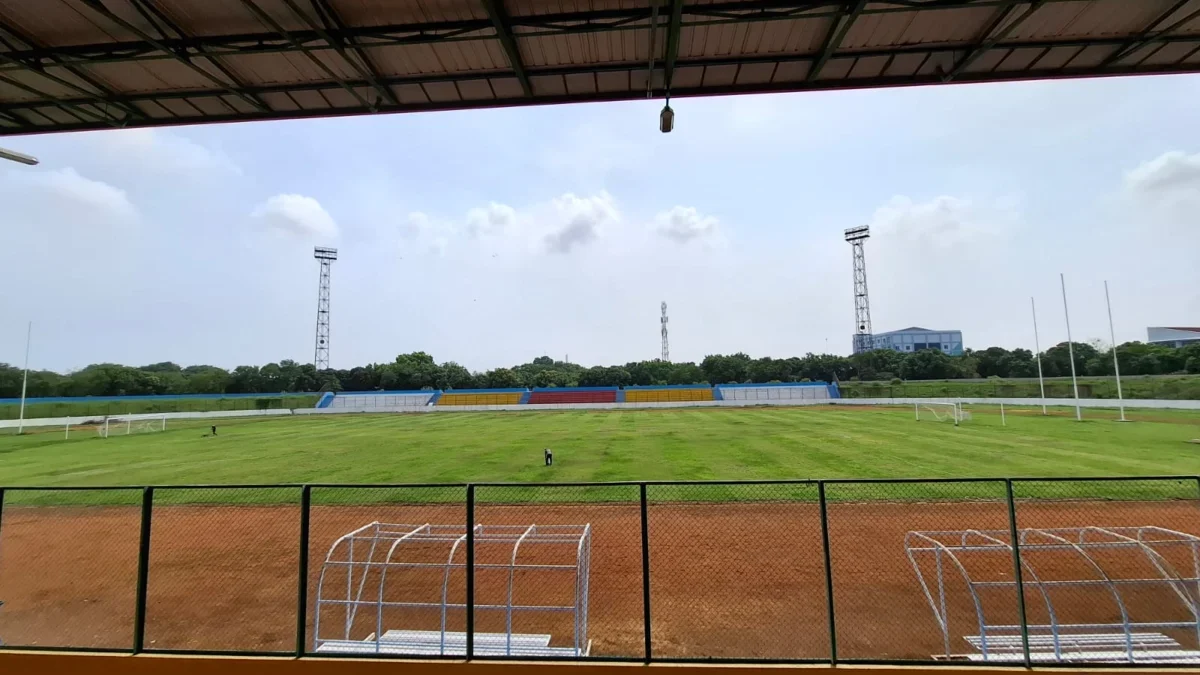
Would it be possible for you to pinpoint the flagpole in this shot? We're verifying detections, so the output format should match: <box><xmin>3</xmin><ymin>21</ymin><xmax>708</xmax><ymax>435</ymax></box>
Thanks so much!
<box><xmin>1104</xmin><ymin>280</ymin><xmax>1127</xmax><ymax>422</ymax></box>
<box><xmin>1060</xmin><ymin>274</ymin><xmax>1081</xmax><ymax>421</ymax></box>
<box><xmin>1031</xmin><ymin>297</ymin><xmax>1046</xmax><ymax>415</ymax></box>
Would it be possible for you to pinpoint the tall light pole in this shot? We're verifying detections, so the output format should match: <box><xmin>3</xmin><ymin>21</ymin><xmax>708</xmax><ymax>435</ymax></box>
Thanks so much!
<box><xmin>313</xmin><ymin>247</ymin><xmax>337</xmax><ymax>371</ymax></box>
<box><xmin>1060</xmin><ymin>273</ymin><xmax>1082</xmax><ymax>421</ymax></box>
<box><xmin>0</xmin><ymin>147</ymin><xmax>39</xmax><ymax>165</ymax></box>
<box><xmin>1104</xmin><ymin>280</ymin><xmax>1127</xmax><ymax>422</ymax></box>
<box><xmin>1031</xmin><ymin>297</ymin><xmax>1046</xmax><ymax>415</ymax></box>
<box><xmin>845</xmin><ymin>226</ymin><xmax>873</xmax><ymax>354</ymax></box>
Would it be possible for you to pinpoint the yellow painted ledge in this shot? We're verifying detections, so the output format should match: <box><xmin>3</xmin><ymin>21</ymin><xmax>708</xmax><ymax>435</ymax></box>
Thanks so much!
<box><xmin>1</xmin><ymin>652</ymin><xmax>1198</xmax><ymax>675</ymax></box>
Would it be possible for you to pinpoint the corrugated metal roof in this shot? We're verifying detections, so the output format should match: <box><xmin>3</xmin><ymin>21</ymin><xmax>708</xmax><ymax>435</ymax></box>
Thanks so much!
<box><xmin>2</xmin><ymin>0</ymin><xmax>1199</xmax><ymax>135</ymax></box>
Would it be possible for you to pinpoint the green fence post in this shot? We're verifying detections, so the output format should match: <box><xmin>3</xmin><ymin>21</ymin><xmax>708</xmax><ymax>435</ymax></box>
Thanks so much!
<box><xmin>640</xmin><ymin>483</ymin><xmax>652</xmax><ymax>662</ymax></box>
<box><xmin>818</xmin><ymin>481</ymin><xmax>837</xmax><ymax>665</ymax></box>
<box><xmin>133</xmin><ymin>487</ymin><xmax>154</xmax><ymax>653</ymax></box>
<box><xmin>1005</xmin><ymin>480</ymin><xmax>1031</xmax><ymax>667</ymax></box>
<box><xmin>296</xmin><ymin>485</ymin><xmax>312</xmax><ymax>657</ymax></box>
<box><xmin>466</xmin><ymin>484</ymin><xmax>475</xmax><ymax>660</ymax></box>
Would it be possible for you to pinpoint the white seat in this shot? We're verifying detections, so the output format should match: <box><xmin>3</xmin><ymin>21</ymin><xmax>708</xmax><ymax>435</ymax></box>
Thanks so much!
<box><xmin>315</xmin><ymin>631</ymin><xmax>590</xmax><ymax>657</ymax></box>
<box><xmin>964</xmin><ymin>633</ymin><xmax>1200</xmax><ymax>664</ymax></box>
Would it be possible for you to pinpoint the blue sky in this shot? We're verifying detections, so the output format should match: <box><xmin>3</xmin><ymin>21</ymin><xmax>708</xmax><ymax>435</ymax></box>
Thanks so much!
<box><xmin>2</xmin><ymin>74</ymin><xmax>1199</xmax><ymax>372</ymax></box>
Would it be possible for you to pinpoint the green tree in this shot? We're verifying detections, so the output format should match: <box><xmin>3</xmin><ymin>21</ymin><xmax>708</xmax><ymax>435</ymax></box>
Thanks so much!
<box><xmin>482</xmin><ymin>367</ymin><xmax>522</xmax><ymax>389</ymax></box>
<box><xmin>438</xmin><ymin>362</ymin><xmax>477</xmax><ymax>390</ymax></box>
<box><xmin>899</xmin><ymin>349</ymin><xmax>956</xmax><ymax>380</ymax></box>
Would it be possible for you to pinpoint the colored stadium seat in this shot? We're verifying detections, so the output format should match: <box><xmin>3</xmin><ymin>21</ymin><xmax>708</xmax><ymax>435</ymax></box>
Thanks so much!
<box><xmin>527</xmin><ymin>389</ymin><xmax>617</xmax><ymax>404</ymax></box>
<box><xmin>624</xmin><ymin>388</ymin><xmax>714</xmax><ymax>403</ymax></box>
<box><xmin>437</xmin><ymin>392</ymin><xmax>523</xmax><ymax>406</ymax></box>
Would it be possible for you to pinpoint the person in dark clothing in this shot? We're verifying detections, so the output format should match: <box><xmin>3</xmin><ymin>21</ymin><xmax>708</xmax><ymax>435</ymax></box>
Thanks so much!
<box><xmin>211</xmin><ymin>425</ymin><xmax>217</xmax><ymax>436</ymax></box>
<box><xmin>544</xmin><ymin>447</ymin><xmax>553</xmax><ymax>466</ymax></box>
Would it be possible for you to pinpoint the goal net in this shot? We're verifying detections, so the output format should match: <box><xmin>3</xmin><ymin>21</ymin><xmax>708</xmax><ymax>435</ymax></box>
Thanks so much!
<box><xmin>101</xmin><ymin>414</ymin><xmax>167</xmax><ymax>438</ymax></box>
<box><xmin>915</xmin><ymin>402</ymin><xmax>962</xmax><ymax>426</ymax></box>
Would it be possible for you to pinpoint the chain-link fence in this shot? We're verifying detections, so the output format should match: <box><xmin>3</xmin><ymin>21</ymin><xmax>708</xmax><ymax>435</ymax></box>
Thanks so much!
<box><xmin>0</xmin><ymin>477</ymin><xmax>1197</xmax><ymax>664</ymax></box>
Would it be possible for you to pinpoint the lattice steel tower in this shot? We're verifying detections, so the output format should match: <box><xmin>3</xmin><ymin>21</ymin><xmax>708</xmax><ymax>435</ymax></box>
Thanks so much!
<box><xmin>844</xmin><ymin>226</ymin><xmax>873</xmax><ymax>354</ymax></box>
<box><xmin>660</xmin><ymin>301</ymin><xmax>670</xmax><ymax>362</ymax></box>
<box><xmin>313</xmin><ymin>247</ymin><xmax>338</xmax><ymax>370</ymax></box>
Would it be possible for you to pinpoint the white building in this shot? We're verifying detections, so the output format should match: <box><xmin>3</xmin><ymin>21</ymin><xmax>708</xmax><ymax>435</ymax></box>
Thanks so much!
<box><xmin>1147</xmin><ymin>327</ymin><xmax>1200</xmax><ymax>348</ymax></box>
<box><xmin>866</xmin><ymin>327</ymin><xmax>964</xmax><ymax>356</ymax></box>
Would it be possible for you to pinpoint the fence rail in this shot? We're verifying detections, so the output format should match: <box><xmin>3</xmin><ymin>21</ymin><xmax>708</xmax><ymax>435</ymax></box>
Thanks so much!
<box><xmin>0</xmin><ymin>477</ymin><xmax>1198</xmax><ymax>665</ymax></box>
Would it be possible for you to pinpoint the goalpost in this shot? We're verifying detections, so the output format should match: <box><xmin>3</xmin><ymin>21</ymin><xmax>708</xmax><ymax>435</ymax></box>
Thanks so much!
<box><xmin>914</xmin><ymin>401</ymin><xmax>964</xmax><ymax>426</ymax></box>
<box><xmin>100</xmin><ymin>414</ymin><xmax>167</xmax><ymax>438</ymax></box>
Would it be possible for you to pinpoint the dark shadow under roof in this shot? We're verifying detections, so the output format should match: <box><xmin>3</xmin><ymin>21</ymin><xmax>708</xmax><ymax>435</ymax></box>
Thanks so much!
<box><xmin>2</xmin><ymin>0</ymin><xmax>1199</xmax><ymax>136</ymax></box>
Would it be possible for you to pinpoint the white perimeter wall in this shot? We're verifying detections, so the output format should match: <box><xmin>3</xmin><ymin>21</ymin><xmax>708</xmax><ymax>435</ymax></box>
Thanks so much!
<box><xmin>5</xmin><ymin>396</ymin><xmax>1199</xmax><ymax>430</ymax></box>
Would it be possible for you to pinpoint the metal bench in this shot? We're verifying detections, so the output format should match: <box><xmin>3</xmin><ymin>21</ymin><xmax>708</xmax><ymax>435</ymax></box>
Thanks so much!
<box><xmin>315</xmin><ymin>630</ymin><xmax>591</xmax><ymax>657</ymax></box>
<box><xmin>964</xmin><ymin>633</ymin><xmax>1200</xmax><ymax>664</ymax></box>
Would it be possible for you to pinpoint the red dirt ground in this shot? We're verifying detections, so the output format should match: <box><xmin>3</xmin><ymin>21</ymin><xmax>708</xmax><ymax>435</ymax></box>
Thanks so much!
<box><xmin>0</xmin><ymin>499</ymin><xmax>1197</xmax><ymax>660</ymax></box>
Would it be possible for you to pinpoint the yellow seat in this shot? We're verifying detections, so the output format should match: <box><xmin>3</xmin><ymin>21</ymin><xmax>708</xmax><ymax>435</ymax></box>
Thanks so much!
<box><xmin>437</xmin><ymin>392</ymin><xmax>522</xmax><ymax>406</ymax></box>
<box><xmin>625</xmin><ymin>388</ymin><xmax>713</xmax><ymax>403</ymax></box>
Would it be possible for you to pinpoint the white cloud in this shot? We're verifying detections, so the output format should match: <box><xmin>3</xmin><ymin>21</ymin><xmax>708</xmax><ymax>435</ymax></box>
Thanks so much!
<box><xmin>655</xmin><ymin>206</ymin><xmax>719</xmax><ymax>243</ymax></box>
<box><xmin>91</xmin><ymin>128</ymin><xmax>241</xmax><ymax>176</ymax></box>
<box><xmin>252</xmin><ymin>194</ymin><xmax>338</xmax><ymax>239</ymax></box>
<box><xmin>22</xmin><ymin>167</ymin><xmax>138</xmax><ymax>224</ymax></box>
<box><xmin>1125</xmin><ymin>150</ymin><xmax>1200</xmax><ymax>195</ymax></box>
<box><xmin>542</xmin><ymin>193</ymin><xmax>620</xmax><ymax>254</ymax></box>
<box><xmin>465</xmin><ymin>202</ymin><xmax>517</xmax><ymax>237</ymax></box>
<box><xmin>869</xmin><ymin>195</ymin><xmax>1008</xmax><ymax>248</ymax></box>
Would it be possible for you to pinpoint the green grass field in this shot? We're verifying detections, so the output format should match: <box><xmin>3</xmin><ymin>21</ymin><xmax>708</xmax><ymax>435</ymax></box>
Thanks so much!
<box><xmin>2</xmin><ymin>406</ymin><xmax>1198</xmax><ymax>491</ymax></box>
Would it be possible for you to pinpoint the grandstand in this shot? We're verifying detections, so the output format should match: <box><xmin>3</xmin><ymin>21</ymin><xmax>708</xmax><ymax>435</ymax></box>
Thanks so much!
<box><xmin>320</xmin><ymin>391</ymin><xmax>434</xmax><ymax>409</ymax></box>
<box><xmin>307</xmin><ymin>382</ymin><xmax>839</xmax><ymax>411</ymax></box>
<box><xmin>437</xmin><ymin>390</ymin><xmax>525</xmax><ymax>406</ymax></box>
<box><xmin>527</xmin><ymin>387</ymin><xmax>617</xmax><ymax>405</ymax></box>
<box><xmin>716</xmin><ymin>383</ymin><xmax>838</xmax><ymax>401</ymax></box>
<box><xmin>625</xmin><ymin>385</ymin><xmax>714</xmax><ymax>403</ymax></box>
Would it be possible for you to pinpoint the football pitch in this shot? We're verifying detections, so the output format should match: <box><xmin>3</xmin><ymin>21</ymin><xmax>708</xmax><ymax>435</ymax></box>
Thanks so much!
<box><xmin>2</xmin><ymin>405</ymin><xmax>1198</xmax><ymax>488</ymax></box>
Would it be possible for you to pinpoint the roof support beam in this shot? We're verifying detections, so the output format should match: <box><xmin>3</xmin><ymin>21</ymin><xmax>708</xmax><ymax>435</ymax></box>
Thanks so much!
<box><xmin>662</xmin><ymin>0</ymin><xmax>685</xmax><ymax>93</ymax></box>
<box><xmin>0</xmin><ymin>72</ymin><xmax>120</xmax><ymax>126</ymax></box>
<box><xmin>0</xmin><ymin>108</ymin><xmax>34</xmax><ymax>128</ymax></box>
<box><xmin>0</xmin><ymin>1</ymin><xmax>1061</xmax><ymax>70</ymax></box>
<box><xmin>481</xmin><ymin>0</ymin><xmax>532</xmax><ymax>96</ymax></box>
<box><xmin>7</xmin><ymin>33</ymin><xmax>1200</xmax><ymax>115</ymax></box>
<box><xmin>78</xmin><ymin>0</ymin><xmax>270</xmax><ymax>113</ymax></box>
<box><xmin>125</xmin><ymin>0</ymin><xmax>271</xmax><ymax>113</ymax></box>
<box><xmin>12</xmin><ymin>55</ymin><xmax>1200</xmax><ymax>138</ymax></box>
<box><xmin>293</xmin><ymin>0</ymin><xmax>400</xmax><ymax>106</ymax></box>
<box><xmin>944</xmin><ymin>0</ymin><xmax>1044</xmax><ymax>80</ymax></box>
<box><xmin>808</xmin><ymin>0</ymin><xmax>866</xmax><ymax>81</ymax></box>
<box><xmin>234</xmin><ymin>0</ymin><xmax>375</xmax><ymax>110</ymax></box>
<box><xmin>0</xmin><ymin>21</ymin><xmax>144</xmax><ymax>122</ymax></box>
<box><xmin>1099</xmin><ymin>0</ymin><xmax>1200</xmax><ymax>68</ymax></box>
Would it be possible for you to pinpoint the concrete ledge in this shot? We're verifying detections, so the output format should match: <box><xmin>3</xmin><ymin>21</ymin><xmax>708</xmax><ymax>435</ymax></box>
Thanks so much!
<box><xmin>1</xmin><ymin>650</ymin><xmax>1189</xmax><ymax>675</ymax></box>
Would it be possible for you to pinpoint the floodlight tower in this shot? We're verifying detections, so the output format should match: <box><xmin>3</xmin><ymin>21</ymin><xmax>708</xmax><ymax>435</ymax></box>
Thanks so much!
<box><xmin>313</xmin><ymin>247</ymin><xmax>337</xmax><ymax>370</ymax></box>
<box><xmin>661</xmin><ymin>301</ymin><xmax>670</xmax><ymax>362</ymax></box>
<box><xmin>844</xmin><ymin>226</ymin><xmax>873</xmax><ymax>354</ymax></box>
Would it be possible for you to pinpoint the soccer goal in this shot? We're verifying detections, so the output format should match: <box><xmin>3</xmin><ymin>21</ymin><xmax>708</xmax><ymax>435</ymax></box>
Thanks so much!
<box><xmin>100</xmin><ymin>414</ymin><xmax>166</xmax><ymax>438</ymax></box>
<box><xmin>915</xmin><ymin>401</ymin><xmax>963</xmax><ymax>426</ymax></box>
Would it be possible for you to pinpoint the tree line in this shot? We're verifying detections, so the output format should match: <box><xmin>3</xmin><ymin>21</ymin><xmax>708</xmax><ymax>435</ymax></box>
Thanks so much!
<box><xmin>1</xmin><ymin>341</ymin><xmax>1197</xmax><ymax>399</ymax></box>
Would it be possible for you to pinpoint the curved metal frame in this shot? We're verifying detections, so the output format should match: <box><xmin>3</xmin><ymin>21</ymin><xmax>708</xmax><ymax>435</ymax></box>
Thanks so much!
<box><xmin>906</xmin><ymin>526</ymin><xmax>1200</xmax><ymax>663</ymax></box>
<box><xmin>313</xmin><ymin>522</ymin><xmax>591</xmax><ymax>657</ymax></box>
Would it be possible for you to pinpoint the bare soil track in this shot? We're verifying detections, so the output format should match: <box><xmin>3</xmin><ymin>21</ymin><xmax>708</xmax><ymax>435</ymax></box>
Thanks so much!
<box><xmin>1</xmin><ymin>499</ymin><xmax>1197</xmax><ymax>660</ymax></box>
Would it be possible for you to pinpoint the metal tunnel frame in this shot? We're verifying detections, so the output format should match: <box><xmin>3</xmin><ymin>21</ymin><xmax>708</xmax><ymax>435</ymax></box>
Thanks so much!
<box><xmin>905</xmin><ymin>526</ymin><xmax>1200</xmax><ymax>664</ymax></box>
<box><xmin>313</xmin><ymin>522</ymin><xmax>592</xmax><ymax>657</ymax></box>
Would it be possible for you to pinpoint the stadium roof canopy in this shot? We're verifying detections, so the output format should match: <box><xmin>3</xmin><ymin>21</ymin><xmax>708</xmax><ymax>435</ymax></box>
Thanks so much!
<box><xmin>2</xmin><ymin>0</ymin><xmax>1200</xmax><ymax>136</ymax></box>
